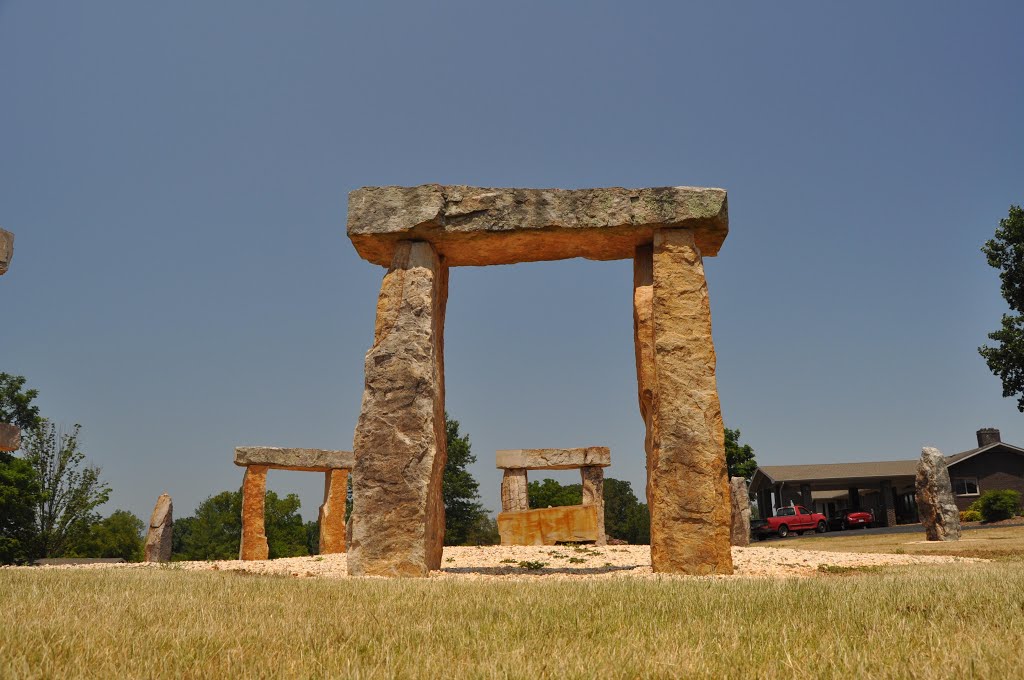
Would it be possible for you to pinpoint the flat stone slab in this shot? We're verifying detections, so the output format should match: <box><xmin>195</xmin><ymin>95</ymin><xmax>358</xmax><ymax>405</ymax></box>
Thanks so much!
<box><xmin>347</xmin><ymin>185</ymin><xmax>728</xmax><ymax>266</ymax></box>
<box><xmin>496</xmin><ymin>447</ymin><xmax>610</xmax><ymax>470</ymax></box>
<box><xmin>234</xmin><ymin>447</ymin><xmax>355</xmax><ymax>471</ymax></box>
<box><xmin>497</xmin><ymin>505</ymin><xmax>599</xmax><ymax>546</ymax></box>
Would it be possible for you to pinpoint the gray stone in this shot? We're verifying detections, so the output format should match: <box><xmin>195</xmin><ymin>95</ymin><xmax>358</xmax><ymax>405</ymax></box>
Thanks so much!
<box><xmin>730</xmin><ymin>477</ymin><xmax>751</xmax><ymax>547</ymax></box>
<box><xmin>0</xmin><ymin>228</ymin><xmax>12</xmax><ymax>275</ymax></box>
<box><xmin>581</xmin><ymin>466</ymin><xmax>607</xmax><ymax>546</ymax></box>
<box><xmin>915</xmin><ymin>447</ymin><xmax>961</xmax><ymax>541</ymax></box>
<box><xmin>143</xmin><ymin>493</ymin><xmax>173</xmax><ymax>562</ymax></box>
<box><xmin>347</xmin><ymin>185</ymin><xmax>728</xmax><ymax>266</ymax></box>
<box><xmin>234</xmin><ymin>447</ymin><xmax>354</xmax><ymax>471</ymax></box>
<box><xmin>0</xmin><ymin>423</ymin><xmax>20</xmax><ymax>452</ymax></box>
<box><xmin>496</xmin><ymin>447</ymin><xmax>610</xmax><ymax>470</ymax></box>
<box><xmin>500</xmin><ymin>469</ymin><xmax>529</xmax><ymax>512</ymax></box>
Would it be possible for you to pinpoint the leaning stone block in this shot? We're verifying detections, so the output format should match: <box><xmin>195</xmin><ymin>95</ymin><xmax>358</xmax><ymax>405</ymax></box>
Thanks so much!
<box><xmin>234</xmin><ymin>447</ymin><xmax>354</xmax><ymax>471</ymax></box>
<box><xmin>144</xmin><ymin>493</ymin><xmax>173</xmax><ymax>562</ymax></box>
<box><xmin>497</xmin><ymin>505</ymin><xmax>599</xmax><ymax>546</ymax></box>
<box><xmin>916</xmin><ymin>447</ymin><xmax>961</xmax><ymax>541</ymax></box>
<box><xmin>496</xmin><ymin>447</ymin><xmax>610</xmax><ymax>470</ymax></box>
<box><xmin>0</xmin><ymin>423</ymin><xmax>20</xmax><ymax>452</ymax></box>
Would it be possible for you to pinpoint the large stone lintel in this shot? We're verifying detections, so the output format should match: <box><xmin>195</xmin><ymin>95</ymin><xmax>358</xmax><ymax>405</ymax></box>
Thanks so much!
<box><xmin>497</xmin><ymin>505</ymin><xmax>599</xmax><ymax>546</ymax></box>
<box><xmin>234</xmin><ymin>447</ymin><xmax>354</xmax><ymax>471</ymax></box>
<box><xmin>347</xmin><ymin>185</ymin><xmax>728</xmax><ymax>266</ymax></box>
<box><xmin>496</xmin><ymin>447</ymin><xmax>610</xmax><ymax>470</ymax></box>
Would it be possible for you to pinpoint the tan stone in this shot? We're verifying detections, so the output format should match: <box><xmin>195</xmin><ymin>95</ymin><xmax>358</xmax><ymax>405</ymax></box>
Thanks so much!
<box><xmin>234</xmin><ymin>447</ymin><xmax>354</xmax><ymax>471</ymax></box>
<box><xmin>916</xmin><ymin>447</ymin><xmax>961</xmax><ymax>541</ymax></box>
<box><xmin>144</xmin><ymin>493</ymin><xmax>173</xmax><ymax>562</ymax></box>
<box><xmin>347</xmin><ymin>185</ymin><xmax>728</xmax><ymax>266</ymax></box>
<box><xmin>729</xmin><ymin>477</ymin><xmax>751</xmax><ymax>547</ymax></box>
<box><xmin>0</xmin><ymin>423</ymin><xmax>20</xmax><ymax>452</ymax></box>
<box><xmin>0</xmin><ymin>228</ymin><xmax>12</xmax><ymax>276</ymax></box>
<box><xmin>318</xmin><ymin>469</ymin><xmax>348</xmax><ymax>553</ymax></box>
<box><xmin>496</xmin><ymin>447</ymin><xmax>610</xmax><ymax>470</ymax></box>
<box><xmin>501</xmin><ymin>469</ymin><xmax>529</xmax><ymax>512</ymax></box>
<box><xmin>497</xmin><ymin>505</ymin><xmax>599</xmax><ymax>546</ymax></box>
<box><xmin>581</xmin><ymin>466</ymin><xmax>607</xmax><ymax>546</ymax></box>
<box><xmin>348</xmin><ymin>241</ymin><xmax>448</xmax><ymax>577</ymax></box>
<box><xmin>239</xmin><ymin>465</ymin><xmax>269</xmax><ymax>560</ymax></box>
<box><xmin>637</xmin><ymin>229</ymin><xmax>733</xmax><ymax>574</ymax></box>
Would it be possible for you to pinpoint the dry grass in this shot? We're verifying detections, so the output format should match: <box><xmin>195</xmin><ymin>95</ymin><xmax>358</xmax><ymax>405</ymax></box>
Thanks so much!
<box><xmin>775</xmin><ymin>523</ymin><xmax>1024</xmax><ymax>559</ymax></box>
<box><xmin>3</xmin><ymin>560</ymin><xmax>1024</xmax><ymax>678</ymax></box>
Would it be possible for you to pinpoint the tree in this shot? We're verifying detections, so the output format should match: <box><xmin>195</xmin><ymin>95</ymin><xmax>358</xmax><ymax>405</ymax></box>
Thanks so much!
<box><xmin>527</xmin><ymin>478</ymin><xmax>582</xmax><ymax>508</ymax></box>
<box><xmin>22</xmin><ymin>421</ymin><xmax>110</xmax><ymax>557</ymax></box>
<box><xmin>724</xmin><ymin>428</ymin><xmax>758</xmax><ymax>480</ymax></box>
<box><xmin>69</xmin><ymin>509</ymin><xmax>145</xmax><ymax>561</ymax></box>
<box><xmin>0</xmin><ymin>373</ymin><xmax>42</xmax><ymax>431</ymax></box>
<box><xmin>443</xmin><ymin>413</ymin><xmax>492</xmax><ymax>545</ymax></box>
<box><xmin>0</xmin><ymin>451</ymin><xmax>42</xmax><ymax>564</ymax></box>
<box><xmin>980</xmin><ymin>205</ymin><xmax>1024</xmax><ymax>410</ymax></box>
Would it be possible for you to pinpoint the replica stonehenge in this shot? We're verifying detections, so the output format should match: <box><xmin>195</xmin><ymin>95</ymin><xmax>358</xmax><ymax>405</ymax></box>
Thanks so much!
<box><xmin>346</xmin><ymin>184</ymin><xmax>733</xmax><ymax>576</ymax></box>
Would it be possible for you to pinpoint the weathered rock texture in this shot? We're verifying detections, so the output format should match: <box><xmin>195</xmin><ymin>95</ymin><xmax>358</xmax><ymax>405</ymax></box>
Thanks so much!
<box><xmin>581</xmin><ymin>466</ymin><xmax>607</xmax><ymax>546</ymax></box>
<box><xmin>234</xmin><ymin>447</ymin><xmax>354</xmax><ymax>471</ymax></box>
<box><xmin>501</xmin><ymin>469</ymin><xmax>529</xmax><ymax>512</ymax></box>
<box><xmin>496</xmin><ymin>447</ymin><xmax>611</xmax><ymax>470</ymax></box>
<box><xmin>319</xmin><ymin>469</ymin><xmax>348</xmax><ymax>553</ymax></box>
<box><xmin>916</xmin><ymin>447</ymin><xmax>962</xmax><ymax>541</ymax></box>
<box><xmin>347</xmin><ymin>185</ymin><xmax>728</xmax><ymax>266</ymax></box>
<box><xmin>497</xmin><ymin>505</ymin><xmax>599</xmax><ymax>546</ymax></box>
<box><xmin>730</xmin><ymin>477</ymin><xmax>751</xmax><ymax>547</ymax></box>
<box><xmin>635</xmin><ymin>230</ymin><xmax>733</xmax><ymax>574</ymax></box>
<box><xmin>240</xmin><ymin>466</ymin><xmax>269</xmax><ymax>560</ymax></box>
<box><xmin>0</xmin><ymin>423</ymin><xmax>20</xmax><ymax>452</ymax></box>
<box><xmin>144</xmin><ymin>493</ymin><xmax>173</xmax><ymax>562</ymax></box>
<box><xmin>348</xmin><ymin>240</ymin><xmax>448</xmax><ymax>577</ymax></box>
<box><xmin>0</xmin><ymin>228</ymin><xmax>12</xmax><ymax>275</ymax></box>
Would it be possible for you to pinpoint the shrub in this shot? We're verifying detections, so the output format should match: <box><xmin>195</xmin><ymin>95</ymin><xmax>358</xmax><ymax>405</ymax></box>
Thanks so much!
<box><xmin>977</xmin><ymin>490</ymin><xmax>1022</xmax><ymax>523</ymax></box>
<box><xmin>960</xmin><ymin>509</ymin><xmax>982</xmax><ymax>523</ymax></box>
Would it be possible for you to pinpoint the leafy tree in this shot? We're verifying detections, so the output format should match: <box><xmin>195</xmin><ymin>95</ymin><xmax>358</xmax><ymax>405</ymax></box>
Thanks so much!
<box><xmin>304</xmin><ymin>519</ymin><xmax>320</xmax><ymax>555</ymax></box>
<box><xmin>527</xmin><ymin>478</ymin><xmax>582</xmax><ymax>508</ymax></box>
<box><xmin>69</xmin><ymin>509</ymin><xmax>145</xmax><ymax>561</ymax></box>
<box><xmin>0</xmin><ymin>373</ymin><xmax>42</xmax><ymax>431</ymax></box>
<box><xmin>980</xmin><ymin>205</ymin><xmax>1024</xmax><ymax>410</ymax></box>
<box><xmin>977</xmin><ymin>489</ymin><xmax>1021</xmax><ymax>522</ymax></box>
<box><xmin>0</xmin><ymin>451</ymin><xmax>42</xmax><ymax>564</ymax></box>
<box><xmin>463</xmin><ymin>514</ymin><xmax>500</xmax><ymax>545</ymax></box>
<box><xmin>22</xmin><ymin>421</ymin><xmax>110</xmax><ymax>557</ymax></box>
<box><xmin>724</xmin><ymin>428</ymin><xmax>758</xmax><ymax>480</ymax></box>
<box><xmin>265</xmin><ymin>491</ymin><xmax>308</xmax><ymax>558</ymax></box>
<box><xmin>443</xmin><ymin>413</ymin><xmax>491</xmax><ymax>545</ymax></box>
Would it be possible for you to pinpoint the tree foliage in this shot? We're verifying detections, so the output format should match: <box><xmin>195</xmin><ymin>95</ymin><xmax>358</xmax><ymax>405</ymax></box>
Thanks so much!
<box><xmin>980</xmin><ymin>206</ymin><xmax>1024</xmax><ymax>410</ymax></box>
<box><xmin>0</xmin><ymin>373</ymin><xmax>42</xmax><ymax>431</ymax></box>
<box><xmin>527</xmin><ymin>478</ymin><xmax>582</xmax><ymax>508</ymax></box>
<box><xmin>69</xmin><ymin>509</ymin><xmax>145</xmax><ymax>561</ymax></box>
<box><xmin>443</xmin><ymin>413</ymin><xmax>494</xmax><ymax>545</ymax></box>
<box><xmin>724</xmin><ymin>427</ymin><xmax>758</xmax><ymax>480</ymax></box>
<box><xmin>0</xmin><ymin>451</ymin><xmax>42</xmax><ymax>564</ymax></box>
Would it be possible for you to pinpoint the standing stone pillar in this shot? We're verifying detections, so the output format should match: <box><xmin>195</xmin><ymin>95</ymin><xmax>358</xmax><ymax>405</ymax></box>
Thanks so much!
<box><xmin>879</xmin><ymin>480</ymin><xmax>896</xmax><ymax>527</ymax></box>
<box><xmin>143</xmin><ymin>493</ymin><xmax>173</xmax><ymax>562</ymax></box>
<box><xmin>581</xmin><ymin>466</ymin><xmax>606</xmax><ymax>546</ymax></box>
<box><xmin>349</xmin><ymin>240</ymin><xmax>448</xmax><ymax>577</ymax></box>
<box><xmin>240</xmin><ymin>466</ymin><xmax>269</xmax><ymax>560</ymax></box>
<box><xmin>730</xmin><ymin>477</ymin><xmax>751</xmax><ymax>546</ymax></box>
<box><xmin>634</xmin><ymin>230</ymin><xmax>733</xmax><ymax>575</ymax></box>
<box><xmin>501</xmin><ymin>469</ymin><xmax>529</xmax><ymax>512</ymax></box>
<box><xmin>319</xmin><ymin>469</ymin><xmax>348</xmax><ymax>553</ymax></box>
<box><xmin>915</xmin><ymin>446</ymin><xmax>961</xmax><ymax>541</ymax></box>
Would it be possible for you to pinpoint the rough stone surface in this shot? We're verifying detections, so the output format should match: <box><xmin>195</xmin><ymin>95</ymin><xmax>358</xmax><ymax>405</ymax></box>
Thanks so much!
<box><xmin>500</xmin><ymin>469</ymin><xmax>529</xmax><ymax>512</ymax></box>
<box><xmin>319</xmin><ymin>469</ymin><xmax>348</xmax><ymax>554</ymax></box>
<box><xmin>0</xmin><ymin>228</ymin><xmax>12</xmax><ymax>276</ymax></box>
<box><xmin>234</xmin><ymin>447</ymin><xmax>354</xmax><ymax>471</ymax></box>
<box><xmin>497</xmin><ymin>505</ymin><xmax>599</xmax><ymax>546</ymax></box>
<box><xmin>143</xmin><ymin>493</ymin><xmax>173</xmax><ymax>562</ymax></box>
<box><xmin>581</xmin><ymin>466</ymin><xmax>607</xmax><ymax>546</ymax></box>
<box><xmin>348</xmin><ymin>241</ymin><xmax>448</xmax><ymax>577</ymax></box>
<box><xmin>496</xmin><ymin>447</ymin><xmax>610</xmax><ymax>470</ymax></box>
<box><xmin>0</xmin><ymin>423</ymin><xmax>20</xmax><ymax>452</ymax></box>
<box><xmin>730</xmin><ymin>477</ymin><xmax>751</xmax><ymax>547</ymax></box>
<box><xmin>240</xmin><ymin>466</ymin><xmax>269</xmax><ymax>560</ymax></box>
<box><xmin>916</xmin><ymin>447</ymin><xmax>962</xmax><ymax>541</ymax></box>
<box><xmin>347</xmin><ymin>185</ymin><xmax>728</xmax><ymax>266</ymax></box>
<box><xmin>636</xmin><ymin>229</ymin><xmax>733</xmax><ymax>575</ymax></box>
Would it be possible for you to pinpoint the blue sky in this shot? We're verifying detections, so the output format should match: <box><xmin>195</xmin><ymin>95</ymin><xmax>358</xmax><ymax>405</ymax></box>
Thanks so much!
<box><xmin>2</xmin><ymin>2</ymin><xmax>1022</xmax><ymax>522</ymax></box>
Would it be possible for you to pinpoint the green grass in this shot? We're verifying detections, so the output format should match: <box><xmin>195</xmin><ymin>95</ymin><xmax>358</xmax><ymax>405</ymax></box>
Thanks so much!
<box><xmin>3</xmin><ymin>562</ymin><xmax>1024</xmax><ymax>678</ymax></box>
<box><xmin>776</xmin><ymin>523</ymin><xmax>1024</xmax><ymax>560</ymax></box>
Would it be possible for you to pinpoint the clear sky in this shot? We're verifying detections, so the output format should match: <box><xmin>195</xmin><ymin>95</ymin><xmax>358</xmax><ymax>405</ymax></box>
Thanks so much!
<box><xmin>2</xmin><ymin>2</ymin><xmax>1022</xmax><ymax>522</ymax></box>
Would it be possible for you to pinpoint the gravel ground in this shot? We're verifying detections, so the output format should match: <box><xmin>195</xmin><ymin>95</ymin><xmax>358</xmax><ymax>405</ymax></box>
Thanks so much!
<box><xmin>11</xmin><ymin>545</ymin><xmax>980</xmax><ymax>580</ymax></box>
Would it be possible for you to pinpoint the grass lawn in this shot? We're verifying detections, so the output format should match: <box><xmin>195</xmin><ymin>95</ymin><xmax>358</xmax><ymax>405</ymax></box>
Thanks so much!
<box><xmin>773</xmin><ymin>522</ymin><xmax>1024</xmax><ymax>559</ymax></box>
<box><xmin>3</xmin><ymin>560</ymin><xmax>1024</xmax><ymax>678</ymax></box>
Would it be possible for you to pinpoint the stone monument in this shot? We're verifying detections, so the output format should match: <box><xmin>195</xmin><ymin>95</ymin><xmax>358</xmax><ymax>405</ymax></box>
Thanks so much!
<box><xmin>915</xmin><ymin>446</ymin><xmax>961</xmax><ymax>541</ymax></box>
<box><xmin>0</xmin><ymin>227</ymin><xmax>13</xmax><ymax>276</ymax></box>
<box><xmin>346</xmin><ymin>184</ymin><xmax>733</xmax><ymax>576</ymax></box>
<box><xmin>729</xmin><ymin>476</ymin><xmax>751</xmax><ymax>547</ymax></box>
<box><xmin>144</xmin><ymin>493</ymin><xmax>173</xmax><ymax>562</ymax></box>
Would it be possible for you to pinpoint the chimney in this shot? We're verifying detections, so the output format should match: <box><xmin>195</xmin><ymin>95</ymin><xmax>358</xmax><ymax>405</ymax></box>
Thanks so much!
<box><xmin>977</xmin><ymin>428</ymin><xmax>1001</xmax><ymax>447</ymax></box>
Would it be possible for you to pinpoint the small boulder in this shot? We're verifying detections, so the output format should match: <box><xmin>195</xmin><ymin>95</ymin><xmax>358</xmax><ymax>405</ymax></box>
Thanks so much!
<box><xmin>144</xmin><ymin>493</ymin><xmax>173</xmax><ymax>562</ymax></box>
<box><xmin>915</xmin><ymin>447</ymin><xmax>961</xmax><ymax>541</ymax></box>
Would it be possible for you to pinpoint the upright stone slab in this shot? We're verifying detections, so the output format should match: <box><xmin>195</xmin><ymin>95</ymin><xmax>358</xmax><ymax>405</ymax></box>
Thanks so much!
<box><xmin>348</xmin><ymin>240</ymin><xmax>448</xmax><ymax>577</ymax></box>
<box><xmin>915</xmin><ymin>447</ymin><xmax>961</xmax><ymax>541</ymax></box>
<box><xmin>240</xmin><ymin>466</ymin><xmax>269</xmax><ymax>560</ymax></box>
<box><xmin>729</xmin><ymin>477</ymin><xmax>751</xmax><ymax>547</ymax></box>
<box><xmin>581</xmin><ymin>466</ymin><xmax>606</xmax><ymax>546</ymax></box>
<box><xmin>144</xmin><ymin>493</ymin><xmax>173</xmax><ymax>562</ymax></box>
<box><xmin>319</xmin><ymin>469</ymin><xmax>348</xmax><ymax>553</ymax></box>
<box><xmin>636</xmin><ymin>229</ymin><xmax>733</xmax><ymax>574</ymax></box>
<box><xmin>501</xmin><ymin>469</ymin><xmax>529</xmax><ymax>512</ymax></box>
<box><xmin>0</xmin><ymin>228</ymin><xmax>13</xmax><ymax>276</ymax></box>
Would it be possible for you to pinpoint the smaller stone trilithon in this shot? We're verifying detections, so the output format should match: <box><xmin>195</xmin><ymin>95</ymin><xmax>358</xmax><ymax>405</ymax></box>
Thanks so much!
<box><xmin>496</xmin><ymin>447</ymin><xmax>610</xmax><ymax>546</ymax></box>
<box><xmin>234</xmin><ymin>447</ymin><xmax>355</xmax><ymax>560</ymax></box>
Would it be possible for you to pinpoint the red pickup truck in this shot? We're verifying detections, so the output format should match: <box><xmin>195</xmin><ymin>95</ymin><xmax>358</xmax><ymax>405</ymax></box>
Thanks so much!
<box><xmin>752</xmin><ymin>505</ymin><xmax>828</xmax><ymax>540</ymax></box>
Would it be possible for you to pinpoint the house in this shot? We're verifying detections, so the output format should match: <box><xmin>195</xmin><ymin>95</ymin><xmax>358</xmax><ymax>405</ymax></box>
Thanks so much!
<box><xmin>747</xmin><ymin>428</ymin><xmax>1024</xmax><ymax>526</ymax></box>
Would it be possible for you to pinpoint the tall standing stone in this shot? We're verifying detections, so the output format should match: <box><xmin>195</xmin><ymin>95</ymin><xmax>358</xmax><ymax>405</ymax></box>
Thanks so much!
<box><xmin>915</xmin><ymin>446</ymin><xmax>961</xmax><ymax>541</ymax></box>
<box><xmin>348</xmin><ymin>241</ymin><xmax>448</xmax><ymax>577</ymax></box>
<box><xmin>729</xmin><ymin>477</ymin><xmax>751</xmax><ymax>547</ymax></box>
<box><xmin>239</xmin><ymin>465</ymin><xmax>269</xmax><ymax>560</ymax></box>
<box><xmin>635</xmin><ymin>229</ymin><xmax>733</xmax><ymax>574</ymax></box>
<box><xmin>318</xmin><ymin>469</ymin><xmax>348</xmax><ymax>553</ymax></box>
<box><xmin>581</xmin><ymin>466</ymin><xmax>607</xmax><ymax>546</ymax></box>
<box><xmin>144</xmin><ymin>493</ymin><xmax>173</xmax><ymax>562</ymax></box>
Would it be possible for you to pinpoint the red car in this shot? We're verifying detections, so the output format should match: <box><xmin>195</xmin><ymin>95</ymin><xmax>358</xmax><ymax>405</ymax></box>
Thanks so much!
<box><xmin>752</xmin><ymin>505</ymin><xmax>828</xmax><ymax>539</ymax></box>
<box><xmin>827</xmin><ymin>509</ymin><xmax>874</xmax><ymax>531</ymax></box>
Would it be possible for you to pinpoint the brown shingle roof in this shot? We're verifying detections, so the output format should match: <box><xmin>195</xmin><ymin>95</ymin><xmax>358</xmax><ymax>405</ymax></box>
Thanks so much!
<box><xmin>757</xmin><ymin>460</ymin><xmax>918</xmax><ymax>483</ymax></box>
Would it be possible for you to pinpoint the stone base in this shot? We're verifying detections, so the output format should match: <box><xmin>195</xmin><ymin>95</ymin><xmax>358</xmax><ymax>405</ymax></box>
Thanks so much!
<box><xmin>497</xmin><ymin>505</ymin><xmax>599</xmax><ymax>546</ymax></box>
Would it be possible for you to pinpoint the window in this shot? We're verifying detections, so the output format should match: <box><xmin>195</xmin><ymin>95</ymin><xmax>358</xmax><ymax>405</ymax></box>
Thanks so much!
<box><xmin>953</xmin><ymin>478</ymin><xmax>979</xmax><ymax>496</ymax></box>
<box><xmin>777</xmin><ymin>507</ymin><xmax>795</xmax><ymax>516</ymax></box>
